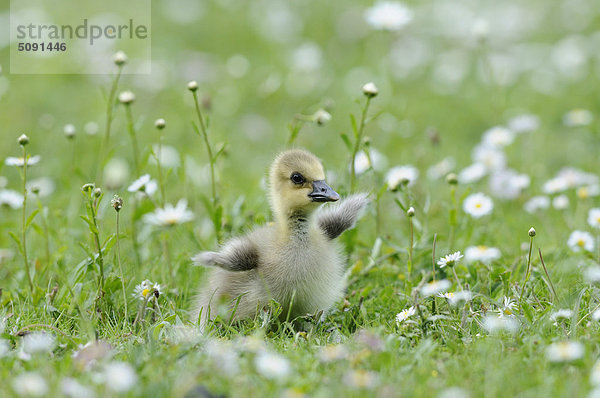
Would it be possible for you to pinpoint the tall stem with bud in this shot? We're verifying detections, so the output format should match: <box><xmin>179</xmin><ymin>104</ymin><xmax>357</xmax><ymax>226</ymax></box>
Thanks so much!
<box><xmin>111</xmin><ymin>195</ymin><xmax>128</xmax><ymax>324</ymax></box>
<box><xmin>520</xmin><ymin>227</ymin><xmax>536</xmax><ymax>303</ymax></box>
<box><xmin>17</xmin><ymin>135</ymin><xmax>33</xmax><ymax>291</ymax></box>
<box><xmin>349</xmin><ymin>82</ymin><xmax>378</xmax><ymax>191</ymax></box>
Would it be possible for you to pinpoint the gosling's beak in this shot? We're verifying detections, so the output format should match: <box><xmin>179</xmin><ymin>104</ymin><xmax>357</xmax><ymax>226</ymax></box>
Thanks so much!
<box><xmin>309</xmin><ymin>180</ymin><xmax>340</xmax><ymax>202</ymax></box>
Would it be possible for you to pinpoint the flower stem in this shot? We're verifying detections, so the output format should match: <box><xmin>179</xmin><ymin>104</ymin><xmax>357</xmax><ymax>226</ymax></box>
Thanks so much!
<box><xmin>116</xmin><ymin>211</ymin><xmax>128</xmax><ymax>326</ymax></box>
<box><xmin>21</xmin><ymin>146</ymin><xmax>33</xmax><ymax>291</ymax></box>
<box><xmin>191</xmin><ymin>91</ymin><xmax>216</xmax><ymax>208</ymax></box>
<box><xmin>519</xmin><ymin>235</ymin><xmax>534</xmax><ymax>303</ymax></box>
<box><xmin>124</xmin><ymin>104</ymin><xmax>140</xmax><ymax>176</ymax></box>
<box><xmin>99</xmin><ymin>66</ymin><xmax>122</xmax><ymax>182</ymax></box>
<box><xmin>350</xmin><ymin>97</ymin><xmax>372</xmax><ymax>191</ymax></box>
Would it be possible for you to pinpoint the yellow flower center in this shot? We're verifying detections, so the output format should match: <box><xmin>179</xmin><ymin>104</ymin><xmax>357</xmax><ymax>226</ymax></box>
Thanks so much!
<box><xmin>142</xmin><ymin>288</ymin><xmax>151</xmax><ymax>298</ymax></box>
<box><xmin>504</xmin><ymin>308</ymin><xmax>512</xmax><ymax>315</ymax></box>
<box><xmin>578</xmin><ymin>187</ymin><xmax>588</xmax><ymax>199</ymax></box>
<box><xmin>475</xmin><ymin>203</ymin><xmax>482</xmax><ymax>208</ymax></box>
<box><xmin>596</xmin><ymin>216</ymin><xmax>600</xmax><ymax>223</ymax></box>
<box><xmin>477</xmin><ymin>245</ymin><xmax>488</xmax><ymax>250</ymax></box>
<box><xmin>577</xmin><ymin>239</ymin><xmax>585</xmax><ymax>247</ymax></box>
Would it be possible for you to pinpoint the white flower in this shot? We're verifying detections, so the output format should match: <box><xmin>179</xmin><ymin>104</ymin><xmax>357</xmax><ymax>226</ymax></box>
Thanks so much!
<box><xmin>550</xmin><ymin>309</ymin><xmax>573</xmax><ymax>321</ymax></box>
<box><xmin>143</xmin><ymin>199</ymin><xmax>194</xmax><ymax>227</ymax></box>
<box><xmin>395</xmin><ymin>306</ymin><xmax>416</xmax><ymax>323</ymax></box>
<box><xmin>0</xmin><ymin>249</ymin><xmax>14</xmax><ymax>263</ymax></box>
<box><xmin>508</xmin><ymin>114</ymin><xmax>539</xmax><ymax>133</ymax></box>
<box><xmin>420</xmin><ymin>279</ymin><xmax>451</xmax><ymax>297</ymax></box>
<box><xmin>204</xmin><ymin>340</ymin><xmax>240</xmax><ymax>376</ymax></box>
<box><xmin>27</xmin><ymin>177</ymin><xmax>55</xmax><ymax>197</ymax></box>
<box><xmin>524</xmin><ymin>196</ymin><xmax>550</xmax><ymax>213</ymax></box>
<box><xmin>552</xmin><ymin>195</ymin><xmax>569</xmax><ymax>210</ymax></box>
<box><xmin>464</xmin><ymin>246</ymin><xmax>501</xmax><ymax>264</ymax></box>
<box><xmin>439</xmin><ymin>290</ymin><xmax>472</xmax><ymax>307</ymax></box>
<box><xmin>151</xmin><ymin>145</ymin><xmax>181</xmax><ymax>168</ymax></box>
<box><xmin>61</xmin><ymin>378</ymin><xmax>95</xmax><ymax>398</ymax></box>
<box><xmin>22</xmin><ymin>332</ymin><xmax>55</xmax><ymax>354</ymax></box>
<box><xmin>385</xmin><ymin>165</ymin><xmax>419</xmax><ymax>189</ymax></box>
<box><xmin>12</xmin><ymin>372</ymin><xmax>48</xmax><ymax>396</ymax></box>
<box><xmin>127</xmin><ymin>174</ymin><xmax>157</xmax><ymax>194</ymax></box>
<box><xmin>563</xmin><ymin>109</ymin><xmax>593</xmax><ymax>127</ymax></box>
<box><xmin>458</xmin><ymin>163</ymin><xmax>487</xmax><ymax>184</ymax></box>
<box><xmin>593</xmin><ymin>310</ymin><xmax>600</xmax><ymax>322</ymax></box>
<box><xmin>0</xmin><ymin>189</ymin><xmax>24</xmax><ymax>209</ymax></box>
<box><xmin>361</xmin><ymin>82</ymin><xmax>379</xmax><ymax>97</ymax></box>
<box><xmin>588</xmin><ymin>208</ymin><xmax>600</xmax><ymax>229</ymax></box>
<box><xmin>313</xmin><ymin>109</ymin><xmax>331</xmax><ymax>125</ymax></box>
<box><xmin>103</xmin><ymin>158</ymin><xmax>130</xmax><ymax>190</ymax></box>
<box><xmin>489</xmin><ymin>170</ymin><xmax>530</xmax><ymax>199</ymax></box>
<box><xmin>118</xmin><ymin>90</ymin><xmax>135</xmax><ymax>104</ymax></box>
<box><xmin>85</xmin><ymin>122</ymin><xmax>99</xmax><ymax>135</ymax></box>
<box><xmin>437</xmin><ymin>251</ymin><xmax>463</xmax><ymax>268</ymax></box>
<box><xmin>481</xmin><ymin>126</ymin><xmax>515</xmax><ymax>148</ymax></box>
<box><xmin>104</xmin><ymin>362</ymin><xmax>137</xmax><ymax>392</ymax></box>
<box><xmin>5</xmin><ymin>155</ymin><xmax>41</xmax><ymax>167</ymax></box>
<box><xmin>133</xmin><ymin>280</ymin><xmax>161</xmax><ymax>301</ymax></box>
<box><xmin>343</xmin><ymin>369</ymin><xmax>379</xmax><ymax>389</ymax></box>
<box><xmin>352</xmin><ymin>149</ymin><xmax>387</xmax><ymax>175</ymax></box>
<box><xmin>463</xmin><ymin>193</ymin><xmax>493</xmax><ymax>218</ymax></box>
<box><xmin>497</xmin><ymin>297</ymin><xmax>517</xmax><ymax>317</ymax></box>
<box><xmin>254</xmin><ymin>351</ymin><xmax>291</xmax><ymax>380</ymax></box>
<box><xmin>318</xmin><ymin>345</ymin><xmax>348</xmax><ymax>362</ymax></box>
<box><xmin>64</xmin><ymin>124</ymin><xmax>76</xmax><ymax>138</ymax></box>
<box><xmin>584</xmin><ymin>266</ymin><xmax>600</xmax><ymax>284</ymax></box>
<box><xmin>578</xmin><ymin>185</ymin><xmax>600</xmax><ymax>199</ymax></box>
<box><xmin>483</xmin><ymin>315</ymin><xmax>519</xmax><ymax>334</ymax></box>
<box><xmin>113</xmin><ymin>51</ymin><xmax>127</xmax><ymax>65</ymax></box>
<box><xmin>567</xmin><ymin>230</ymin><xmax>595</xmax><ymax>252</ymax></box>
<box><xmin>543</xmin><ymin>168</ymin><xmax>598</xmax><ymax>194</ymax></box>
<box><xmin>471</xmin><ymin>145</ymin><xmax>506</xmax><ymax>171</ymax></box>
<box><xmin>365</xmin><ymin>2</ymin><xmax>413</xmax><ymax>31</ymax></box>
<box><xmin>546</xmin><ymin>341</ymin><xmax>584</xmax><ymax>362</ymax></box>
<box><xmin>427</xmin><ymin>157</ymin><xmax>455</xmax><ymax>180</ymax></box>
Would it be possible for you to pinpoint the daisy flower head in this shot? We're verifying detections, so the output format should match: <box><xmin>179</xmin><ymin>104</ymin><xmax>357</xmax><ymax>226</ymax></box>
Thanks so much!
<box><xmin>133</xmin><ymin>280</ymin><xmax>161</xmax><ymax>301</ymax></box>
<box><xmin>464</xmin><ymin>245</ymin><xmax>501</xmax><ymax>264</ymax></box>
<box><xmin>143</xmin><ymin>199</ymin><xmax>194</xmax><ymax>227</ymax></box>
<box><xmin>471</xmin><ymin>145</ymin><xmax>506</xmax><ymax>171</ymax></box>
<box><xmin>550</xmin><ymin>309</ymin><xmax>573</xmax><ymax>322</ymax></box>
<box><xmin>437</xmin><ymin>251</ymin><xmax>463</xmax><ymax>268</ymax></box>
<box><xmin>552</xmin><ymin>194</ymin><xmax>569</xmax><ymax>210</ymax></box>
<box><xmin>481</xmin><ymin>125</ymin><xmax>515</xmax><ymax>148</ymax></box>
<box><xmin>488</xmin><ymin>169</ymin><xmax>530</xmax><ymax>200</ymax></box>
<box><xmin>420</xmin><ymin>279</ymin><xmax>451</xmax><ymax>297</ymax></box>
<box><xmin>497</xmin><ymin>296</ymin><xmax>517</xmax><ymax>317</ymax></box>
<box><xmin>427</xmin><ymin>157</ymin><xmax>455</xmax><ymax>180</ymax></box>
<box><xmin>0</xmin><ymin>189</ymin><xmax>24</xmax><ymax>209</ymax></box>
<box><xmin>567</xmin><ymin>230</ymin><xmax>594</xmax><ymax>252</ymax></box>
<box><xmin>254</xmin><ymin>351</ymin><xmax>291</xmax><ymax>380</ymax></box>
<box><xmin>395</xmin><ymin>306</ymin><xmax>416</xmax><ymax>324</ymax></box>
<box><xmin>588</xmin><ymin>208</ymin><xmax>600</xmax><ymax>229</ymax></box>
<box><xmin>104</xmin><ymin>361</ymin><xmax>138</xmax><ymax>393</ymax></box>
<box><xmin>385</xmin><ymin>165</ymin><xmax>419</xmax><ymax>190</ymax></box>
<box><xmin>352</xmin><ymin>149</ymin><xmax>387</xmax><ymax>175</ymax></box>
<box><xmin>118</xmin><ymin>90</ymin><xmax>135</xmax><ymax>104</ymax></box>
<box><xmin>364</xmin><ymin>2</ymin><xmax>413</xmax><ymax>31</ymax></box>
<box><xmin>524</xmin><ymin>195</ymin><xmax>550</xmax><ymax>213</ymax></box>
<box><xmin>458</xmin><ymin>163</ymin><xmax>487</xmax><ymax>184</ymax></box>
<box><xmin>563</xmin><ymin>109</ymin><xmax>593</xmax><ymax>127</ymax></box>
<box><xmin>584</xmin><ymin>266</ymin><xmax>600</xmax><ymax>284</ymax></box>
<box><xmin>12</xmin><ymin>372</ymin><xmax>48</xmax><ymax>397</ymax></box>
<box><xmin>508</xmin><ymin>114</ymin><xmax>539</xmax><ymax>133</ymax></box>
<box><xmin>5</xmin><ymin>155</ymin><xmax>41</xmax><ymax>167</ymax></box>
<box><xmin>127</xmin><ymin>174</ymin><xmax>157</xmax><ymax>195</ymax></box>
<box><xmin>546</xmin><ymin>341</ymin><xmax>584</xmax><ymax>363</ymax></box>
<box><xmin>440</xmin><ymin>290</ymin><xmax>472</xmax><ymax>307</ymax></box>
<box><xmin>483</xmin><ymin>315</ymin><xmax>519</xmax><ymax>334</ymax></box>
<box><xmin>463</xmin><ymin>192</ymin><xmax>493</xmax><ymax>218</ymax></box>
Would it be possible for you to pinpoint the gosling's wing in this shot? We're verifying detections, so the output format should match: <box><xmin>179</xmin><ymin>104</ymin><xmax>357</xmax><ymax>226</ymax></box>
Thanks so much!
<box><xmin>192</xmin><ymin>236</ymin><xmax>259</xmax><ymax>272</ymax></box>
<box><xmin>317</xmin><ymin>193</ymin><xmax>369</xmax><ymax>240</ymax></box>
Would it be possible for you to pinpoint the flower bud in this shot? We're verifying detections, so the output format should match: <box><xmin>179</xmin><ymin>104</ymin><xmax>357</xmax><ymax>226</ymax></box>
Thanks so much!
<box><xmin>187</xmin><ymin>80</ymin><xmax>198</xmax><ymax>92</ymax></box>
<box><xmin>118</xmin><ymin>91</ymin><xmax>135</xmax><ymax>104</ymax></box>
<box><xmin>154</xmin><ymin>118</ymin><xmax>166</xmax><ymax>130</ymax></box>
<box><xmin>111</xmin><ymin>195</ymin><xmax>123</xmax><ymax>212</ymax></box>
<box><xmin>31</xmin><ymin>185</ymin><xmax>40</xmax><ymax>195</ymax></box>
<box><xmin>18</xmin><ymin>134</ymin><xmax>29</xmax><ymax>146</ymax></box>
<box><xmin>407</xmin><ymin>207</ymin><xmax>415</xmax><ymax>217</ymax></box>
<box><xmin>113</xmin><ymin>51</ymin><xmax>127</xmax><ymax>66</ymax></box>
<box><xmin>81</xmin><ymin>183</ymin><xmax>94</xmax><ymax>193</ymax></box>
<box><xmin>446</xmin><ymin>173</ymin><xmax>458</xmax><ymax>185</ymax></box>
<box><xmin>313</xmin><ymin>109</ymin><xmax>331</xmax><ymax>125</ymax></box>
<box><xmin>93</xmin><ymin>187</ymin><xmax>102</xmax><ymax>198</ymax></box>
<box><xmin>362</xmin><ymin>82</ymin><xmax>378</xmax><ymax>98</ymax></box>
<box><xmin>528</xmin><ymin>227</ymin><xmax>536</xmax><ymax>237</ymax></box>
<box><xmin>64</xmin><ymin>124</ymin><xmax>76</xmax><ymax>139</ymax></box>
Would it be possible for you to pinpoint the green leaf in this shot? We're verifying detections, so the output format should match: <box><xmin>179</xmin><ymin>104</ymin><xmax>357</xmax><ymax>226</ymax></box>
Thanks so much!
<box><xmin>349</xmin><ymin>114</ymin><xmax>358</xmax><ymax>137</ymax></box>
<box><xmin>80</xmin><ymin>215</ymin><xmax>98</xmax><ymax>234</ymax></box>
<box><xmin>25</xmin><ymin>209</ymin><xmax>40</xmax><ymax>229</ymax></box>
<box><xmin>340</xmin><ymin>133</ymin><xmax>352</xmax><ymax>151</ymax></box>
<box><xmin>8</xmin><ymin>232</ymin><xmax>23</xmax><ymax>254</ymax></box>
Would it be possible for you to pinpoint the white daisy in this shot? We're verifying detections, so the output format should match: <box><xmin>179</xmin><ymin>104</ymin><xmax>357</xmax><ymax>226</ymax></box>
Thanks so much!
<box><xmin>489</xmin><ymin>169</ymin><xmax>530</xmax><ymax>199</ymax></box>
<box><xmin>546</xmin><ymin>341</ymin><xmax>584</xmax><ymax>362</ymax></box>
<box><xmin>103</xmin><ymin>158</ymin><xmax>130</xmax><ymax>190</ymax></box>
<box><xmin>420</xmin><ymin>279</ymin><xmax>451</xmax><ymax>297</ymax></box>
<box><xmin>471</xmin><ymin>145</ymin><xmax>506</xmax><ymax>171</ymax></box>
<box><xmin>524</xmin><ymin>196</ymin><xmax>550</xmax><ymax>213</ymax></box>
<box><xmin>464</xmin><ymin>245</ymin><xmax>501</xmax><ymax>264</ymax></box>
<box><xmin>22</xmin><ymin>332</ymin><xmax>55</xmax><ymax>354</ymax></box>
<box><xmin>27</xmin><ymin>177</ymin><xmax>55</xmax><ymax>197</ymax></box>
<box><xmin>584</xmin><ymin>266</ymin><xmax>600</xmax><ymax>284</ymax></box>
<box><xmin>61</xmin><ymin>378</ymin><xmax>95</xmax><ymax>398</ymax></box>
<box><xmin>437</xmin><ymin>251</ymin><xmax>463</xmax><ymax>268</ymax></box>
<box><xmin>12</xmin><ymin>372</ymin><xmax>48</xmax><ymax>397</ymax></box>
<box><xmin>439</xmin><ymin>290</ymin><xmax>472</xmax><ymax>307</ymax></box>
<box><xmin>364</xmin><ymin>2</ymin><xmax>413</xmax><ymax>31</ymax></box>
<box><xmin>497</xmin><ymin>296</ymin><xmax>517</xmax><ymax>317</ymax></box>
<box><xmin>567</xmin><ymin>230</ymin><xmax>595</xmax><ymax>252</ymax></box>
<box><xmin>104</xmin><ymin>362</ymin><xmax>138</xmax><ymax>393</ymax></box>
<box><xmin>385</xmin><ymin>165</ymin><xmax>419</xmax><ymax>189</ymax></box>
<box><xmin>343</xmin><ymin>369</ymin><xmax>379</xmax><ymax>389</ymax></box>
<box><xmin>550</xmin><ymin>309</ymin><xmax>573</xmax><ymax>321</ymax></box>
<box><xmin>458</xmin><ymin>163</ymin><xmax>487</xmax><ymax>184</ymax></box>
<box><xmin>463</xmin><ymin>192</ymin><xmax>493</xmax><ymax>218</ymax></box>
<box><xmin>395</xmin><ymin>306</ymin><xmax>416</xmax><ymax>323</ymax></box>
<box><xmin>143</xmin><ymin>199</ymin><xmax>194</xmax><ymax>227</ymax></box>
<box><xmin>318</xmin><ymin>345</ymin><xmax>348</xmax><ymax>362</ymax></box>
<box><xmin>563</xmin><ymin>109</ymin><xmax>593</xmax><ymax>127</ymax></box>
<box><xmin>482</xmin><ymin>315</ymin><xmax>519</xmax><ymax>334</ymax></box>
<box><xmin>127</xmin><ymin>174</ymin><xmax>156</xmax><ymax>193</ymax></box>
<box><xmin>588</xmin><ymin>208</ymin><xmax>600</xmax><ymax>229</ymax></box>
<box><xmin>578</xmin><ymin>185</ymin><xmax>600</xmax><ymax>199</ymax></box>
<box><xmin>508</xmin><ymin>114</ymin><xmax>539</xmax><ymax>133</ymax></box>
<box><xmin>254</xmin><ymin>351</ymin><xmax>291</xmax><ymax>380</ymax></box>
<box><xmin>132</xmin><ymin>280</ymin><xmax>161</xmax><ymax>301</ymax></box>
<box><xmin>552</xmin><ymin>195</ymin><xmax>569</xmax><ymax>210</ymax></box>
<box><xmin>118</xmin><ymin>90</ymin><xmax>135</xmax><ymax>104</ymax></box>
<box><xmin>352</xmin><ymin>149</ymin><xmax>387</xmax><ymax>175</ymax></box>
<box><xmin>151</xmin><ymin>144</ymin><xmax>181</xmax><ymax>168</ymax></box>
<box><xmin>591</xmin><ymin>360</ymin><xmax>600</xmax><ymax>386</ymax></box>
<box><xmin>427</xmin><ymin>157</ymin><xmax>455</xmax><ymax>180</ymax></box>
<box><xmin>481</xmin><ymin>126</ymin><xmax>515</xmax><ymax>148</ymax></box>
<box><xmin>0</xmin><ymin>189</ymin><xmax>24</xmax><ymax>209</ymax></box>
<box><xmin>5</xmin><ymin>155</ymin><xmax>41</xmax><ymax>167</ymax></box>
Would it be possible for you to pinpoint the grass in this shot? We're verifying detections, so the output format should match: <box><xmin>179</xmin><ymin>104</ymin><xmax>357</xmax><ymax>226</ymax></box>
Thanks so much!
<box><xmin>1</xmin><ymin>0</ymin><xmax>600</xmax><ymax>396</ymax></box>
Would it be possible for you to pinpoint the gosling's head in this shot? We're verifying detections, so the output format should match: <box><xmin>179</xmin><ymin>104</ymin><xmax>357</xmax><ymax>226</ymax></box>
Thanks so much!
<box><xmin>269</xmin><ymin>149</ymin><xmax>339</xmax><ymax>218</ymax></box>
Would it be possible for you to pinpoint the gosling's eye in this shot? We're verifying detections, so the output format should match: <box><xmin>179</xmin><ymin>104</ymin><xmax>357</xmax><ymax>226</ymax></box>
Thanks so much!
<box><xmin>290</xmin><ymin>172</ymin><xmax>305</xmax><ymax>185</ymax></box>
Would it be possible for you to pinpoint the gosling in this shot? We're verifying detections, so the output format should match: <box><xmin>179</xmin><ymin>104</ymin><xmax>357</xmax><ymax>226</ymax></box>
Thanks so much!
<box><xmin>191</xmin><ymin>149</ymin><xmax>368</xmax><ymax>327</ymax></box>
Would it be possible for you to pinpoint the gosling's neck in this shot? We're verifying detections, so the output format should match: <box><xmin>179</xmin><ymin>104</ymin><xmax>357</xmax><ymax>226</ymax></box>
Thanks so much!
<box><xmin>275</xmin><ymin>208</ymin><xmax>314</xmax><ymax>240</ymax></box>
